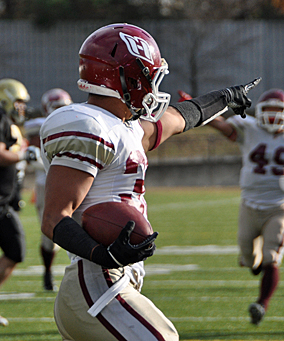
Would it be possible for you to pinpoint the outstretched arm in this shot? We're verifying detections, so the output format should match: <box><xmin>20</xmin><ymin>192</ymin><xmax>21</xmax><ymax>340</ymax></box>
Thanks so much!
<box><xmin>0</xmin><ymin>142</ymin><xmax>39</xmax><ymax>166</ymax></box>
<box><xmin>142</xmin><ymin>78</ymin><xmax>260</xmax><ymax>151</ymax></box>
<box><xmin>0</xmin><ymin>142</ymin><xmax>21</xmax><ymax>166</ymax></box>
<box><xmin>141</xmin><ymin>106</ymin><xmax>185</xmax><ymax>152</ymax></box>
<box><xmin>207</xmin><ymin>116</ymin><xmax>238</xmax><ymax>142</ymax></box>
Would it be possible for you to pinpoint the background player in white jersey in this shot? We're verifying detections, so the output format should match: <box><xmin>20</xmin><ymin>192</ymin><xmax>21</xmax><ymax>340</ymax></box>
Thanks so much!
<box><xmin>40</xmin><ymin>23</ymin><xmax>260</xmax><ymax>340</ymax></box>
<box><xmin>204</xmin><ymin>88</ymin><xmax>284</xmax><ymax>325</ymax></box>
<box><xmin>24</xmin><ymin>88</ymin><xmax>72</xmax><ymax>291</ymax></box>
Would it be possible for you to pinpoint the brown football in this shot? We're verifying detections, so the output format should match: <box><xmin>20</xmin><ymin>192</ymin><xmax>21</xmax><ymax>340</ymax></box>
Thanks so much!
<box><xmin>82</xmin><ymin>201</ymin><xmax>153</xmax><ymax>246</ymax></box>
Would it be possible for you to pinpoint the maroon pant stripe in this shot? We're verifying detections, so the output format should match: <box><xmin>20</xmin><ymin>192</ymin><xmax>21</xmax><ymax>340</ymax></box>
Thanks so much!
<box><xmin>78</xmin><ymin>261</ymin><xmax>126</xmax><ymax>340</ymax></box>
<box><xmin>78</xmin><ymin>260</ymin><xmax>94</xmax><ymax>307</ymax></box>
<box><xmin>103</xmin><ymin>269</ymin><xmax>166</xmax><ymax>341</ymax></box>
<box><xmin>96</xmin><ymin>313</ymin><xmax>127</xmax><ymax>341</ymax></box>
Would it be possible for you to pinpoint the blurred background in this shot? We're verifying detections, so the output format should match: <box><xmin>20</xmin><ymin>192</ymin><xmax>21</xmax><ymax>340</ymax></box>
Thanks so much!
<box><xmin>1</xmin><ymin>0</ymin><xmax>284</xmax><ymax>186</ymax></box>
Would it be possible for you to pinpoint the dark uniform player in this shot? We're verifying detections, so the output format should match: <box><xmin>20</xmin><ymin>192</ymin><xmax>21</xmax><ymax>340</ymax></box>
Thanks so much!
<box><xmin>0</xmin><ymin>78</ymin><xmax>37</xmax><ymax>326</ymax></box>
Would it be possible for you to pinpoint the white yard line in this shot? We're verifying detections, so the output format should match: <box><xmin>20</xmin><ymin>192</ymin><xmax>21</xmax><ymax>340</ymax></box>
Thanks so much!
<box><xmin>13</xmin><ymin>263</ymin><xmax>245</xmax><ymax>277</ymax></box>
<box><xmin>12</xmin><ymin>245</ymin><xmax>240</xmax><ymax>277</ymax></box>
<box><xmin>186</xmin><ymin>296</ymin><xmax>259</xmax><ymax>301</ymax></box>
<box><xmin>155</xmin><ymin>245</ymin><xmax>239</xmax><ymax>255</ymax></box>
<box><xmin>0</xmin><ymin>293</ymin><xmax>35</xmax><ymax>300</ymax></box>
<box><xmin>5</xmin><ymin>316</ymin><xmax>284</xmax><ymax>323</ymax></box>
<box><xmin>0</xmin><ymin>293</ymin><xmax>55</xmax><ymax>301</ymax></box>
<box><xmin>13</xmin><ymin>265</ymin><xmax>66</xmax><ymax>276</ymax></box>
<box><xmin>146</xmin><ymin>280</ymin><xmax>262</xmax><ymax>287</ymax></box>
<box><xmin>169</xmin><ymin>316</ymin><xmax>284</xmax><ymax>322</ymax></box>
<box><xmin>7</xmin><ymin>317</ymin><xmax>54</xmax><ymax>322</ymax></box>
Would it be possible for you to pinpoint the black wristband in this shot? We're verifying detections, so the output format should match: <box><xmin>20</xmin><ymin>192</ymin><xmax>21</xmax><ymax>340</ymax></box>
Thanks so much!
<box><xmin>53</xmin><ymin>216</ymin><xmax>117</xmax><ymax>268</ymax></box>
<box><xmin>170</xmin><ymin>101</ymin><xmax>201</xmax><ymax>131</ymax></box>
<box><xmin>171</xmin><ymin>90</ymin><xmax>229</xmax><ymax>131</ymax></box>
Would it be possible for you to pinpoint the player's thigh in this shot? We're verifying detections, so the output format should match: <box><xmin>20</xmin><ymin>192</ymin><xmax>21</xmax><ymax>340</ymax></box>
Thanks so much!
<box><xmin>55</xmin><ymin>262</ymin><xmax>178</xmax><ymax>341</ymax></box>
<box><xmin>238</xmin><ymin>202</ymin><xmax>260</xmax><ymax>255</ymax></box>
<box><xmin>262</xmin><ymin>211</ymin><xmax>284</xmax><ymax>266</ymax></box>
<box><xmin>99</xmin><ymin>285</ymin><xmax>178</xmax><ymax>341</ymax></box>
<box><xmin>0</xmin><ymin>207</ymin><xmax>25</xmax><ymax>263</ymax></box>
<box><xmin>54</xmin><ymin>263</ymin><xmax>117</xmax><ymax>341</ymax></box>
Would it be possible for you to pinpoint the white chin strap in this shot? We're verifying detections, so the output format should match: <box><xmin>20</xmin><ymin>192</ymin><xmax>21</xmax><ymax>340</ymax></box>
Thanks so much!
<box><xmin>78</xmin><ymin>79</ymin><xmax>140</xmax><ymax>120</ymax></box>
<box><xmin>77</xmin><ymin>79</ymin><xmax>121</xmax><ymax>99</ymax></box>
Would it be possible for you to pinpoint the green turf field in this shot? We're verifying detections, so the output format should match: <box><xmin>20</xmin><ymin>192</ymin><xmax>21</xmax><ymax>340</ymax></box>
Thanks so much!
<box><xmin>0</xmin><ymin>187</ymin><xmax>283</xmax><ymax>340</ymax></box>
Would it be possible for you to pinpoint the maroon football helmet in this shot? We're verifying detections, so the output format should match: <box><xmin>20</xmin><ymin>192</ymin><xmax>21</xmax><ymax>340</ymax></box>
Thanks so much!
<box><xmin>41</xmin><ymin>88</ymin><xmax>73</xmax><ymax>116</ymax></box>
<box><xmin>255</xmin><ymin>88</ymin><xmax>284</xmax><ymax>133</ymax></box>
<box><xmin>77</xmin><ymin>23</ymin><xmax>170</xmax><ymax>121</ymax></box>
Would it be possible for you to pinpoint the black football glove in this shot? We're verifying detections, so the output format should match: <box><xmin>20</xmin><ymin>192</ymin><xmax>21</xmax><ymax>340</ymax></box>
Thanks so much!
<box><xmin>107</xmin><ymin>221</ymin><xmax>158</xmax><ymax>267</ymax></box>
<box><xmin>221</xmin><ymin>77</ymin><xmax>262</xmax><ymax>118</ymax></box>
<box><xmin>53</xmin><ymin>217</ymin><xmax>158</xmax><ymax>269</ymax></box>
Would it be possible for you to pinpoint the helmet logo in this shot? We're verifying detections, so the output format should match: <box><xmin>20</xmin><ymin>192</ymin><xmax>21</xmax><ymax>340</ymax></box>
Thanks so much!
<box><xmin>119</xmin><ymin>32</ymin><xmax>154</xmax><ymax>65</ymax></box>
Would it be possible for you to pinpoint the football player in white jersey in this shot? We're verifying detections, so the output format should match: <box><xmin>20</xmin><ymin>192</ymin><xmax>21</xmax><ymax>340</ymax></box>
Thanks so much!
<box><xmin>24</xmin><ymin>88</ymin><xmax>73</xmax><ymax>291</ymax></box>
<box><xmin>40</xmin><ymin>23</ymin><xmax>260</xmax><ymax>341</ymax></box>
<box><xmin>204</xmin><ymin>88</ymin><xmax>284</xmax><ymax>325</ymax></box>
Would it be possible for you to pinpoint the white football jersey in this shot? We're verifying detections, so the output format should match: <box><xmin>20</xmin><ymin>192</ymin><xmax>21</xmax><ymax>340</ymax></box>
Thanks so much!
<box><xmin>40</xmin><ymin>103</ymin><xmax>148</xmax><ymax>223</ymax></box>
<box><xmin>40</xmin><ymin>103</ymin><xmax>151</xmax><ymax>298</ymax></box>
<box><xmin>227</xmin><ymin>115</ymin><xmax>284</xmax><ymax>209</ymax></box>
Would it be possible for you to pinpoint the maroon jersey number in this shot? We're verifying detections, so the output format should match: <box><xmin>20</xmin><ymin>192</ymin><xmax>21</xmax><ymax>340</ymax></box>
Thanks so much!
<box><xmin>250</xmin><ymin>143</ymin><xmax>284</xmax><ymax>175</ymax></box>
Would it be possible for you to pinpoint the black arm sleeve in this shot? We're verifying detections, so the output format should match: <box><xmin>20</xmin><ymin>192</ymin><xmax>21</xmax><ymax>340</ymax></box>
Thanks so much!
<box><xmin>52</xmin><ymin>216</ymin><xmax>118</xmax><ymax>268</ymax></box>
<box><xmin>170</xmin><ymin>90</ymin><xmax>229</xmax><ymax>131</ymax></box>
<box><xmin>170</xmin><ymin>101</ymin><xmax>201</xmax><ymax>131</ymax></box>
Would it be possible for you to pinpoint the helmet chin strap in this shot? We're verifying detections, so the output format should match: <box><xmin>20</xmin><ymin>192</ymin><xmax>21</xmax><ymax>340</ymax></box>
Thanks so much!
<box><xmin>119</xmin><ymin>66</ymin><xmax>145</xmax><ymax>121</ymax></box>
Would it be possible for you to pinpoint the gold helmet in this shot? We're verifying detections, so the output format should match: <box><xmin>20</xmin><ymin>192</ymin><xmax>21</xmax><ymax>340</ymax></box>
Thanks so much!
<box><xmin>0</xmin><ymin>78</ymin><xmax>30</xmax><ymax>125</ymax></box>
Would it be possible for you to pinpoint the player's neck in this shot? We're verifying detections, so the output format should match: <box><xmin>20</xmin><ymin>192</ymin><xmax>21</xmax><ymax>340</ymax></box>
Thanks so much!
<box><xmin>87</xmin><ymin>94</ymin><xmax>132</xmax><ymax>122</ymax></box>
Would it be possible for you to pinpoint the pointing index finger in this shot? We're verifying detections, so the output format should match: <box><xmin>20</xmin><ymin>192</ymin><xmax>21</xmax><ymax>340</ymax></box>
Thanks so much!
<box><xmin>244</xmin><ymin>77</ymin><xmax>262</xmax><ymax>93</ymax></box>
